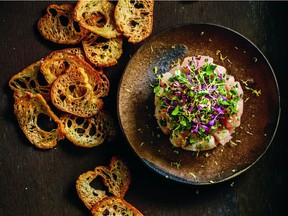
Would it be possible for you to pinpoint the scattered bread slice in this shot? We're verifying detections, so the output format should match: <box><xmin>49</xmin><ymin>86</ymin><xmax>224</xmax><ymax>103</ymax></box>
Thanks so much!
<box><xmin>38</xmin><ymin>3</ymin><xmax>88</xmax><ymax>44</ymax></box>
<box><xmin>60</xmin><ymin>110</ymin><xmax>116</xmax><ymax>148</ymax></box>
<box><xmin>91</xmin><ymin>196</ymin><xmax>143</xmax><ymax>216</ymax></box>
<box><xmin>40</xmin><ymin>50</ymin><xmax>110</xmax><ymax>97</ymax></box>
<box><xmin>74</xmin><ymin>0</ymin><xmax>121</xmax><ymax>39</ymax></box>
<box><xmin>95</xmin><ymin>156</ymin><xmax>131</xmax><ymax>198</ymax></box>
<box><xmin>14</xmin><ymin>93</ymin><xmax>65</xmax><ymax>149</ymax></box>
<box><xmin>50</xmin><ymin>67</ymin><xmax>104</xmax><ymax>117</ymax></box>
<box><xmin>82</xmin><ymin>32</ymin><xmax>123</xmax><ymax>67</ymax></box>
<box><xmin>76</xmin><ymin>170</ymin><xmax>108</xmax><ymax>210</ymax></box>
<box><xmin>9</xmin><ymin>60</ymin><xmax>51</xmax><ymax>101</ymax></box>
<box><xmin>115</xmin><ymin>0</ymin><xmax>154</xmax><ymax>43</ymax></box>
<box><xmin>76</xmin><ymin>158</ymin><xmax>141</xmax><ymax>214</ymax></box>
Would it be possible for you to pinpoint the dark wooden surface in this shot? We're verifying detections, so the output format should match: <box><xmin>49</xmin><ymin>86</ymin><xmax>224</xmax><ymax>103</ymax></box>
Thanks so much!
<box><xmin>0</xmin><ymin>1</ymin><xmax>287</xmax><ymax>216</ymax></box>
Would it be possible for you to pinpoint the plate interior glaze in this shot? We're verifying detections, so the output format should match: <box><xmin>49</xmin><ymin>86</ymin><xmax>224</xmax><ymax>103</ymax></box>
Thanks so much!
<box><xmin>117</xmin><ymin>23</ymin><xmax>280</xmax><ymax>185</ymax></box>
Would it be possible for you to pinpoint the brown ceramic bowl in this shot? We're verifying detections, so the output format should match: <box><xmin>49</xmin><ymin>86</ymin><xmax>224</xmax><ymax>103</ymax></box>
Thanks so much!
<box><xmin>117</xmin><ymin>23</ymin><xmax>280</xmax><ymax>185</ymax></box>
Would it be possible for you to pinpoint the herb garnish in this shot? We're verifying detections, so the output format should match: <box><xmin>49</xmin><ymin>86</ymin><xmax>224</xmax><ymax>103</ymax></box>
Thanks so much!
<box><xmin>154</xmin><ymin>56</ymin><xmax>242</xmax><ymax>144</ymax></box>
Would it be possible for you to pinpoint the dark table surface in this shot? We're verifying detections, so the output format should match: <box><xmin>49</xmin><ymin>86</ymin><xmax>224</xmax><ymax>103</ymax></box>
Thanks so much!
<box><xmin>1</xmin><ymin>1</ymin><xmax>287</xmax><ymax>216</ymax></box>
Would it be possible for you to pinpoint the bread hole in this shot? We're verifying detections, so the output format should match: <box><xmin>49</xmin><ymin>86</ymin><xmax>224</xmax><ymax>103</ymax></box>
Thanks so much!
<box><xmin>90</xmin><ymin>176</ymin><xmax>113</xmax><ymax>196</ymax></box>
<box><xmin>102</xmin><ymin>209</ymin><xmax>110</xmax><ymax>215</ymax></box>
<box><xmin>63</xmin><ymin>60</ymin><xmax>70</xmax><ymax>69</ymax></box>
<box><xmin>59</xmin><ymin>94</ymin><xmax>66</xmax><ymax>102</ymax></box>
<box><xmin>101</xmin><ymin>45</ymin><xmax>109</xmax><ymax>51</ymax></box>
<box><xmin>133</xmin><ymin>1</ymin><xmax>144</xmax><ymax>9</ymax></box>
<box><xmin>76</xmin><ymin>128</ymin><xmax>85</xmax><ymax>135</ymax></box>
<box><xmin>67</xmin><ymin>119</ymin><xmax>72</xmax><ymax>128</ymax></box>
<box><xmin>83</xmin><ymin>121</ymin><xmax>89</xmax><ymax>129</ymax></box>
<box><xmin>95</xmin><ymin>37</ymin><xmax>109</xmax><ymax>44</ymax></box>
<box><xmin>130</xmin><ymin>20</ymin><xmax>139</xmax><ymax>28</ymax></box>
<box><xmin>14</xmin><ymin>79</ymin><xmax>27</xmax><ymax>89</ymax></box>
<box><xmin>141</xmin><ymin>12</ymin><xmax>149</xmax><ymax>16</ymax></box>
<box><xmin>73</xmin><ymin>21</ymin><xmax>81</xmax><ymax>32</ymax></box>
<box><xmin>68</xmin><ymin>85</ymin><xmax>87</xmax><ymax>98</ymax></box>
<box><xmin>93</xmin><ymin>84</ymin><xmax>99</xmax><ymax>92</ymax></box>
<box><xmin>89</xmin><ymin>124</ymin><xmax>96</xmax><ymax>136</ymax></box>
<box><xmin>59</xmin><ymin>15</ymin><xmax>69</xmax><ymax>26</ymax></box>
<box><xmin>36</xmin><ymin>113</ymin><xmax>58</xmax><ymax>132</ymax></box>
<box><xmin>75</xmin><ymin>117</ymin><xmax>84</xmax><ymax>125</ymax></box>
<box><xmin>94</xmin><ymin>12</ymin><xmax>106</xmax><ymax>28</ymax></box>
<box><xmin>86</xmin><ymin>12</ymin><xmax>107</xmax><ymax>28</ymax></box>
<box><xmin>54</xmin><ymin>61</ymin><xmax>69</xmax><ymax>76</ymax></box>
<box><xmin>36</xmin><ymin>71</ymin><xmax>49</xmax><ymax>86</ymax></box>
<box><xmin>29</xmin><ymin>80</ymin><xmax>36</xmax><ymax>88</ymax></box>
<box><xmin>69</xmin><ymin>85</ymin><xmax>76</xmax><ymax>93</ymax></box>
<box><xmin>49</xmin><ymin>8</ymin><xmax>58</xmax><ymax>17</ymax></box>
<box><xmin>112</xmin><ymin>173</ymin><xmax>118</xmax><ymax>181</ymax></box>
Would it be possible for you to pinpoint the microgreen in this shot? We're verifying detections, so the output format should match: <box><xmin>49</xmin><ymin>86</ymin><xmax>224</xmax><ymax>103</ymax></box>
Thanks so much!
<box><xmin>154</xmin><ymin>56</ymin><xmax>242</xmax><ymax>143</ymax></box>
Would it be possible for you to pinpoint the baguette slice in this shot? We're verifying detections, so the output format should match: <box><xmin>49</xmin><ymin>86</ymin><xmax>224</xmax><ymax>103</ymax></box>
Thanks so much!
<box><xmin>38</xmin><ymin>3</ymin><xmax>88</xmax><ymax>44</ymax></box>
<box><xmin>76</xmin><ymin>157</ymin><xmax>132</xmax><ymax>210</ymax></box>
<box><xmin>50</xmin><ymin>68</ymin><xmax>104</xmax><ymax>117</ymax></box>
<box><xmin>76</xmin><ymin>170</ymin><xmax>108</xmax><ymax>210</ymax></box>
<box><xmin>95</xmin><ymin>156</ymin><xmax>131</xmax><ymax>198</ymax></box>
<box><xmin>82</xmin><ymin>32</ymin><xmax>123</xmax><ymax>67</ymax></box>
<box><xmin>60</xmin><ymin>110</ymin><xmax>116</xmax><ymax>148</ymax></box>
<box><xmin>74</xmin><ymin>0</ymin><xmax>121</xmax><ymax>39</ymax></box>
<box><xmin>14</xmin><ymin>93</ymin><xmax>65</xmax><ymax>149</ymax></box>
<box><xmin>9</xmin><ymin>60</ymin><xmax>51</xmax><ymax>101</ymax></box>
<box><xmin>40</xmin><ymin>50</ymin><xmax>110</xmax><ymax>98</ymax></box>
<box><xmin>115</xmin><ymin>0</ymin><xmax>154</xmax><ymax>43</ymax></box>
<box><xmin>91</xmin><ymin>196</ymin><xmax>143</xmax><ymax>216</ymax></box>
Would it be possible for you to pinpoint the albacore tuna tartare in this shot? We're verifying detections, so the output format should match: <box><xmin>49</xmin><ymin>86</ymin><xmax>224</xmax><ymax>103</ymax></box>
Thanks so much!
<box><xmin>154</xmin><ymin>55</ymin><xmax>243</xmax><ymax>151</ymax></box>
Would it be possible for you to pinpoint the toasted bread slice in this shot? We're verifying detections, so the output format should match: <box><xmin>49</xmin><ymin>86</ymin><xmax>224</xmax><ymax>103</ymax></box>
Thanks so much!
<box><xmin>60</xmin><ymin>110</ymin><xmax>116</xmax><ymax>148</ymax></box>
<box><xmin>95</xmin><ymin>156</ymin><xmax>131</xmax><ymax>198</ymax></box>
<box><xmin>115</xmin><ymin>0</ymin><xmax>154</xmax><ymax>43</ymax></box>
<box><xmin>76</xmin><ymin>170</ymin><xmax>108</xmax><ymax>210</ymax></box>
<box><xmin>9</xmin><ymin>60</ymin><xmax>51</xmax><ymax>101</ymax></box>
<box><xmin>74</xmin><ymin>0</ymin><xmax>121</xmax><ymax>39</ymax></box>
<box><xmin>38</xmin><ymin>3</ymin><xmax>88</xmax><ymax>44</ymax></box>
<box><xmin>91</xmin><ymin>196</ymin><xmax>143</xmax><ymax>216</ymax></box>
<box><xmin>76</xmin><ymin>157</ymin><xmax>132</xmax><ymax>210</ymax></box>
<box><xmin>40</xmin><ymin>50</ymin><xmax>110</xmax><ymax>98</ymax></box>
<box><xmin>14</xmin><ymin>93</ymin><xmax>65</xmax><ymax>149</ymax></box>
<box><xmin>82</xmin><ymin>32</ymin><xmax>123</xmax><ymax>67</ymax></box>
<box><xmin>51</xmin><ymin>68</ymin><xmax>104</xmax><ymax>117</ymax></box>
